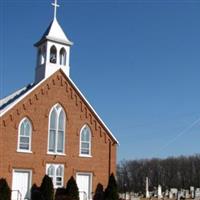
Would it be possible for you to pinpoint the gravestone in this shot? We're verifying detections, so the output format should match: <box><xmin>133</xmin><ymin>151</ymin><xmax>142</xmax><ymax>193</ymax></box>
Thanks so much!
<box><xmin>146</xmin><ymin>177</ymin><xmax>150</xmax><ymax>198</ymax></box>
<box><xmin>170</xmin><ymin>188</ymin><xmax>178</xmax><ymax>199</ymax></box>
<box><xmin>190</xmin><ymin>186</ymin><xmax>195</xmax><ymax>199</ymax></box>
<box><xmin>185</xmin><ymin>190</ymin><xmax>190</xmax><ymax>199</ymax></box>
<box><xmin>165</xmin><ymin>189</ymin><xmax>169</xmax><ymax>198</ymax></box>
<box><xmin>195</xmin><ymin>188</ymin><xmax>200</xmax><ymax>198</ymax></box>
<box><xmin>169</xmin><ymin>191</ymin><xmax>173</xmax><ymax>199</ymax></box>
<box><xmin>158</xmin><ymin>185</ymin><xmax>162</xmax><ymax>199</ymax></box>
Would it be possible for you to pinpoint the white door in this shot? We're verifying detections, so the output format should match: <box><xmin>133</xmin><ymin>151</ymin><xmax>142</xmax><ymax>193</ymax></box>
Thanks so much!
<box><xmin>12</xmin><ymin>170</ymin><xmax>31</xmax><ymax>200</ymax></box>
<box><xmin>76</xmin><ymin>173</ymin><xmax>92</xmax><ymax>200</ymax></box>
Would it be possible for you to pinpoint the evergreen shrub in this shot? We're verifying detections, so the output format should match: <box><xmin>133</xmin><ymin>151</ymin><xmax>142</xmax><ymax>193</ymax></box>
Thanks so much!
<box><xmin>55</xmin><ymin>188</ymin><xmax>66</xmax><ymax>197</ymax></box>
<box><xmin>40</xmin><ymin>175</ymin><xmax>54</xmax><ymax>200</ymax></box>
<box><xmin>0</xmin><ymin>178</ymin><xmax>11</xmax><ymax>200</ymax></box>
<box><xmin>93</xmin><ymin>183</ymin><xmax>104</xmax><ymax>200</ymax></box>
<box><xmin>104</xmin><ymin>173</ymin><xmax>119</xmax><ymax>200</ymax></box>
<box><xmin>66</xmin><ymin>176</ymin><xmax>79</xmax><ymax>200</ymax></box>
<box><xmin>31</xmin><ymin>183</ymin><xmax>44</xmax><ymax>200</ymax></box>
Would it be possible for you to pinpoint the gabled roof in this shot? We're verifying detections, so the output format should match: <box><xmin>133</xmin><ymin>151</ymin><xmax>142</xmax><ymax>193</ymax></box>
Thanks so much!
<box><xmin>35</xmin><ymin>18</ymin><xmax>73</xmax><ymax>46</ymax></box>
<box><xmin>0</xmin><ymin>70</ymin><xmax>119</xmax><ymax>144</ymax></box>
<box><xmin>0</xmin><ymin>83</ymin><xmax>34</xmax><ymax>114</ymax></box>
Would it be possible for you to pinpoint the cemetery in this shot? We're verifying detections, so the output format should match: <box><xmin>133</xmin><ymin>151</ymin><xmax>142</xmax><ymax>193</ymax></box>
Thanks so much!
<box><xmin>119</xmin><ymin>178</ymin><xmax>200</xmax><ymax>200</ymax></box>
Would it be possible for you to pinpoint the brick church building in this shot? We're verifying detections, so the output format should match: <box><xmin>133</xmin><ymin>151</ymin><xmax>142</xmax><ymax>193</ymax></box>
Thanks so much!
<box><xmin>0</xmin><ymin>1</ymin><xmax>118</xmax><ymax>199</ymax></box>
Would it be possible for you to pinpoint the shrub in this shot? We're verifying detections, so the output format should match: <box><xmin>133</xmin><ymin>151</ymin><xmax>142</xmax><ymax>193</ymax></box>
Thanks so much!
<box><xmin>0</xmin><ymin>178</ymin><xmax>11</xmax><ymax>200</ymax></box>
<box><xmin>66</xmin><ymin>176</ymin><xmax>79</xmax><ymax>200</ymax></box>
<box><xmin>104</xmin><ymin>173</ymin><xmax>119</xmax><ymax>200</ymax></box>
<box><xmin>93</xmin><ymin>183</ymin><xmax>104</xmax><ymax>200</ymax></box>
<box><xmin>55</xmin><ymin>188</ymin><xmax>68</xmax><ymax>200</ymax></box>
<box><xmin>55</xmin><ymin>195</ymin><xmax>73</xmax><ymax>200</ymax></box>
<box><xmin>40</xmin><ymin>175</ymin><xmax>54</xmax><ymax>200</ymax></box>
<box><xmin>55</xmin><ymin>188</ymin><xmax>66</xmax><ymax>197</ymax></box>
<box><xmin>31</xmin><ymin>183</ymin><xmax>44</xmax><ymax>200</ymax></box>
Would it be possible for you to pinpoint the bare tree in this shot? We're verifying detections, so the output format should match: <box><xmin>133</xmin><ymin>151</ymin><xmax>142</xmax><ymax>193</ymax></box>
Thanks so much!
<box><xmin>117</xmin><ymin>154</ymin><xmax>200</xmax><ymax>193</ymax></box>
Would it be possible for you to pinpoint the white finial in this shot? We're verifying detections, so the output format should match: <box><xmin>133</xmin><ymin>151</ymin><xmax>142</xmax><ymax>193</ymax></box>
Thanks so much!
<box><xmin>52</xmin><ymin>0</ymin><xmax>60</xmax><ymax>19</ymax></box>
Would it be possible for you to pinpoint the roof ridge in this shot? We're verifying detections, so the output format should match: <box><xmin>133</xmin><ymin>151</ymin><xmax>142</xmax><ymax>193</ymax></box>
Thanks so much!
<box><xmin>0</xmin><ymin>83</ymin><xmax>34</xmax><ymax>111</ymax></box>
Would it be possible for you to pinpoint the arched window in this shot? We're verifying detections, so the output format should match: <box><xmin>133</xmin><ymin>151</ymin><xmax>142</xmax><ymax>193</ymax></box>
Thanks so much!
<box><xmin>50</xmin><ymin>45</ymin><xmax>57</xmax><ymax>64</ymax></box>
<box><xmin>56</xmin><ymin>166</ymin><xmax>63</xmax><ymax>186</ymax></box>
<box><xmin>18</xmin><ymin>118</ymin><xmax>32</xmax><ymax>152</ymax></box>
<box><xmin>48</xmin><ymin>104</ymin><xmax>65</xmax><ymax>154</ymax></box>
<box><xmin>46</xmin><ymin>164</ymin><xmax>64</xmax><ymax>188</ymax></box>
<box><xmin>80</xmin><ymin>125</ymin><xmax>91</xmax><ymax>156</ymax></box>
<box><xmin>59</xmin><ymin>48</ymin><xmax>66</xmax><ymax>65</ymax></box>
<box><xmin>47</xmin><ymin>165</ymin><xmax>55</xmax><ymax>180</ymax></box>
<box><xmin>38</xmin><ymin>47</ymin><xmax>45</xmax><ymax>65</ymax></box>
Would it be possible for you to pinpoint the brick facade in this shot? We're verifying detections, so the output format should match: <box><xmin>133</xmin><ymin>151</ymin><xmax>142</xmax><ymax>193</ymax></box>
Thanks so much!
<box><xmin>0</xmin><ymin>70</ymin><xmax>117</xmax><ymax>194</ymax></box>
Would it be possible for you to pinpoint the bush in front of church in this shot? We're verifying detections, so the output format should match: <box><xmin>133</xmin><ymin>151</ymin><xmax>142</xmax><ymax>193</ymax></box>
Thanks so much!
<box><xmin>104</xmin><ymin>173</ymin><xmax>119</xmax><ymax>200</ymax></box>
<box><xmin>66</xmin><ymin>176</ymin><xmax>79</xmax><ymax>200</ymax></box>
<box><xmin>31</xmin><ymin>183</ymin><xmax>44</xmax><ymax>200</ymax></box>
<box><xmin>55</xmin><ymin>188</ymin><xmax>68</xmax><ymax>200</ymax></box>
<box><xmin>40</xmin><ymin>175</ymin><xmax>54</xmax><ymax>200</ymax></box>
<box><xmin>93</xmin><ymin>183</ymin><xmax>104</xmax><ymax>200</ymax></box>
<box><xmin>0</xmin><ymin>178</ymin><xmax>11</xmax><ymax>200</ymax></box>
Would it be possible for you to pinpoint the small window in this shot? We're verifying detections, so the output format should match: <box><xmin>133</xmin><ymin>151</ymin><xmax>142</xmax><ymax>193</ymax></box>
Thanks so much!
<box><xmin>80</xmin><ymin>125</ymin><xmax>91</xmax><ymax>156</ymax></box>
<box><xmin>48</xmin><ymin>104</ymin><xmax>66</xmax><ymax>154</ymax></box>
<box><xmin>46</xmin><ymin>164</ymin><xmax>64</xmax><ymax>188</ymax></box>
<box><xmin>59</xmin><ymin>48</ymin><xmax>67</xmax><ymax>65</ymax></box>
<box><xmin>56</xmin><ymin>166</ymin><xmax>63</xmax><ymax>186</ymax></box>
<box><xmin>38</xmin><ymin>47</ymin><xmax>45</xmax><ymax>65</ymax></box>
<box><xmin>18</xmin><ymin>118</ymin><xmax>32</xmax><ymax>152</ymax></box>
<box><xmin>47</xmin><ymin>165</ymin><xmax>55</xmax><ymax>181</ymax></box>
<box><xmin>50</xmin><ymin>45</ymin><xmax>57</xmax><ymax>64</ymax></box>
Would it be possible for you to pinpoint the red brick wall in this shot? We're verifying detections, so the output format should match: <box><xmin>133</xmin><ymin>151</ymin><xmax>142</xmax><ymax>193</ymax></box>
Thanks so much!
<box><xmin>0</xmin><ymin>70</ymin><xmax>117</xmax><ymax>192</ymax></box>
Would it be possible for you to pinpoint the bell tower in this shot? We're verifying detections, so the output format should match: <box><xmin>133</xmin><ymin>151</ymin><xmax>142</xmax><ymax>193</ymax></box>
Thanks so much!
<box><xmin>34</xmin><ymin>0</ymin><xmax>73</xmax><ymax>83</ymax></box>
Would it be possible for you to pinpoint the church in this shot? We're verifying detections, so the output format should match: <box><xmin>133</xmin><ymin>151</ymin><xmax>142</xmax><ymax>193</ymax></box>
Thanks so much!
<box><xmin>0</xmin><ymin>1</ymin><xmax>118</xmax><ymax>200</ymax></box>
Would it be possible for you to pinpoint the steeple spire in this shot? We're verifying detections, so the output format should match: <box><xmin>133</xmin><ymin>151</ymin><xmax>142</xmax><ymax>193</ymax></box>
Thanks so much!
<box><xmin>52</xmin><ymin>0</ymin><xmax>60</xmax><ymax>19</ymax></box>
<box><xmin>34</xmin><ymin>0</ymin><xmax>73</xmax><ymax>83</ymax></box>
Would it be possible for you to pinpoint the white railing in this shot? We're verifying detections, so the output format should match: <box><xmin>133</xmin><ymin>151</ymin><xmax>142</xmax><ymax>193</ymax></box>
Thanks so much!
<box><xmin>79</xmin><ymin>191</ymin><xmax>88</xmax><ymax>200</ymax></box>
<box><xmin>11</xmin><ymin>190</ymin><xmax>22</xmax><ymax>200</ymax></box>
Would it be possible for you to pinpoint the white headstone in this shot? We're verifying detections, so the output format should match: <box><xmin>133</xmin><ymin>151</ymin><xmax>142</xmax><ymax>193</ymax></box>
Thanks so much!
<box><xmin>165</xmin><ymin>189</ymin><xmax>169</xmax><ymax>198</ymax></box>
<box><xmin>169</xmin><ymin>191</ymin><xmax>173</xmax><ymax>199</ymax></box>
<box><xmin>195</xmin><ymin>188</ymin><xmax>200</xmax><ymax>198</ymax></box>
<box><xmin>158</xmin><ymin>185</ymin><xmax>162</xmax><ymax>199</ymax></box>
<box><xmin>170</xmin><ymin>188</ymin><xmax>178</xmax><ymax>199</ymax></box>
<box><xmin>146</xmin><ymin>177</ymin><xmax>150</xmax><ymax>198</ymax></box>
<box><xmin>185</xmin><ymin>190</ymin><xmax>190</xmax><ymax>199</ymax></box>
<box><xmin>190</xmin><ymin>186</ymin><xmax>195</xmax><ymax>198</ymax></box>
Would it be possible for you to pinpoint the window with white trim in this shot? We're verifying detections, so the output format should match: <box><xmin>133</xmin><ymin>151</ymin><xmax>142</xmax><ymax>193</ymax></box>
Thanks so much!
<box><xmin>46</xmin><ymin>164</ymin><xmax>64</xmax><ymax>188</ymax></box>
<box><xmin>48</xmin><ymin>104</ymin><xmax>66</xmax><ymax>154</ymax></box>
<box><xmin>38</xmin><ymin>46</ymin><xmax>45</xmax><ymax>65</ymax></box>
<box><xmin>18</xmin><ymin>118</ymin><xmax>32</xmax><ymax>152</ymax></box>
<box><xmin>80</xmin><ymin>125</ymin><xmax>91</xmax><ymax>156</ymax></box>
<box><xmin>50</xmin><ymin>45</ymin><xmax>57</xmax><ymax>64</ymax></box>
<box><xmin>60</xmin><ymin>48</ymin><xmax>67</xmax><ymax>66</ymax></box>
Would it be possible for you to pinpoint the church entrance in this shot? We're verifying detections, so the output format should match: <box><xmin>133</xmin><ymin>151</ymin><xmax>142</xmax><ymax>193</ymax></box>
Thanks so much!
<box><xmin>11</xmin><ymin>169</ymin><xmax>32</xmax><ymax>200</ymax></box>
<box><xmin>76</xmin><ymin>173</ymin><xmax>92</xmax><ymax>200</ymax></box>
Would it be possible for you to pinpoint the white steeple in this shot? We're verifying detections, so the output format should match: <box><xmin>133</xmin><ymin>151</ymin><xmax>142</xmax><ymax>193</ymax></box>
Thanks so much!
<box><xmin>34</xmin><ymin>0</ymin><xmax>73</xmax><ymax>83</ymax></box>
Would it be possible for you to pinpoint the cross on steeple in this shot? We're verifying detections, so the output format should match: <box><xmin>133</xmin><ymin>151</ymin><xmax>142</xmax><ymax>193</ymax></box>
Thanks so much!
<box><xmin>52</xmin><ymin>0</ymin><xmax>60</xmax><ymax>19</ymax></box>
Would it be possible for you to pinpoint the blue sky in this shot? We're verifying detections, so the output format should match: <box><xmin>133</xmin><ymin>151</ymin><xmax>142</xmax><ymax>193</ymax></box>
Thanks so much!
<box><xmin>0</xmin><ymin>0</ymin><xmax>200</xmax><ymax>161</ymax></box>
